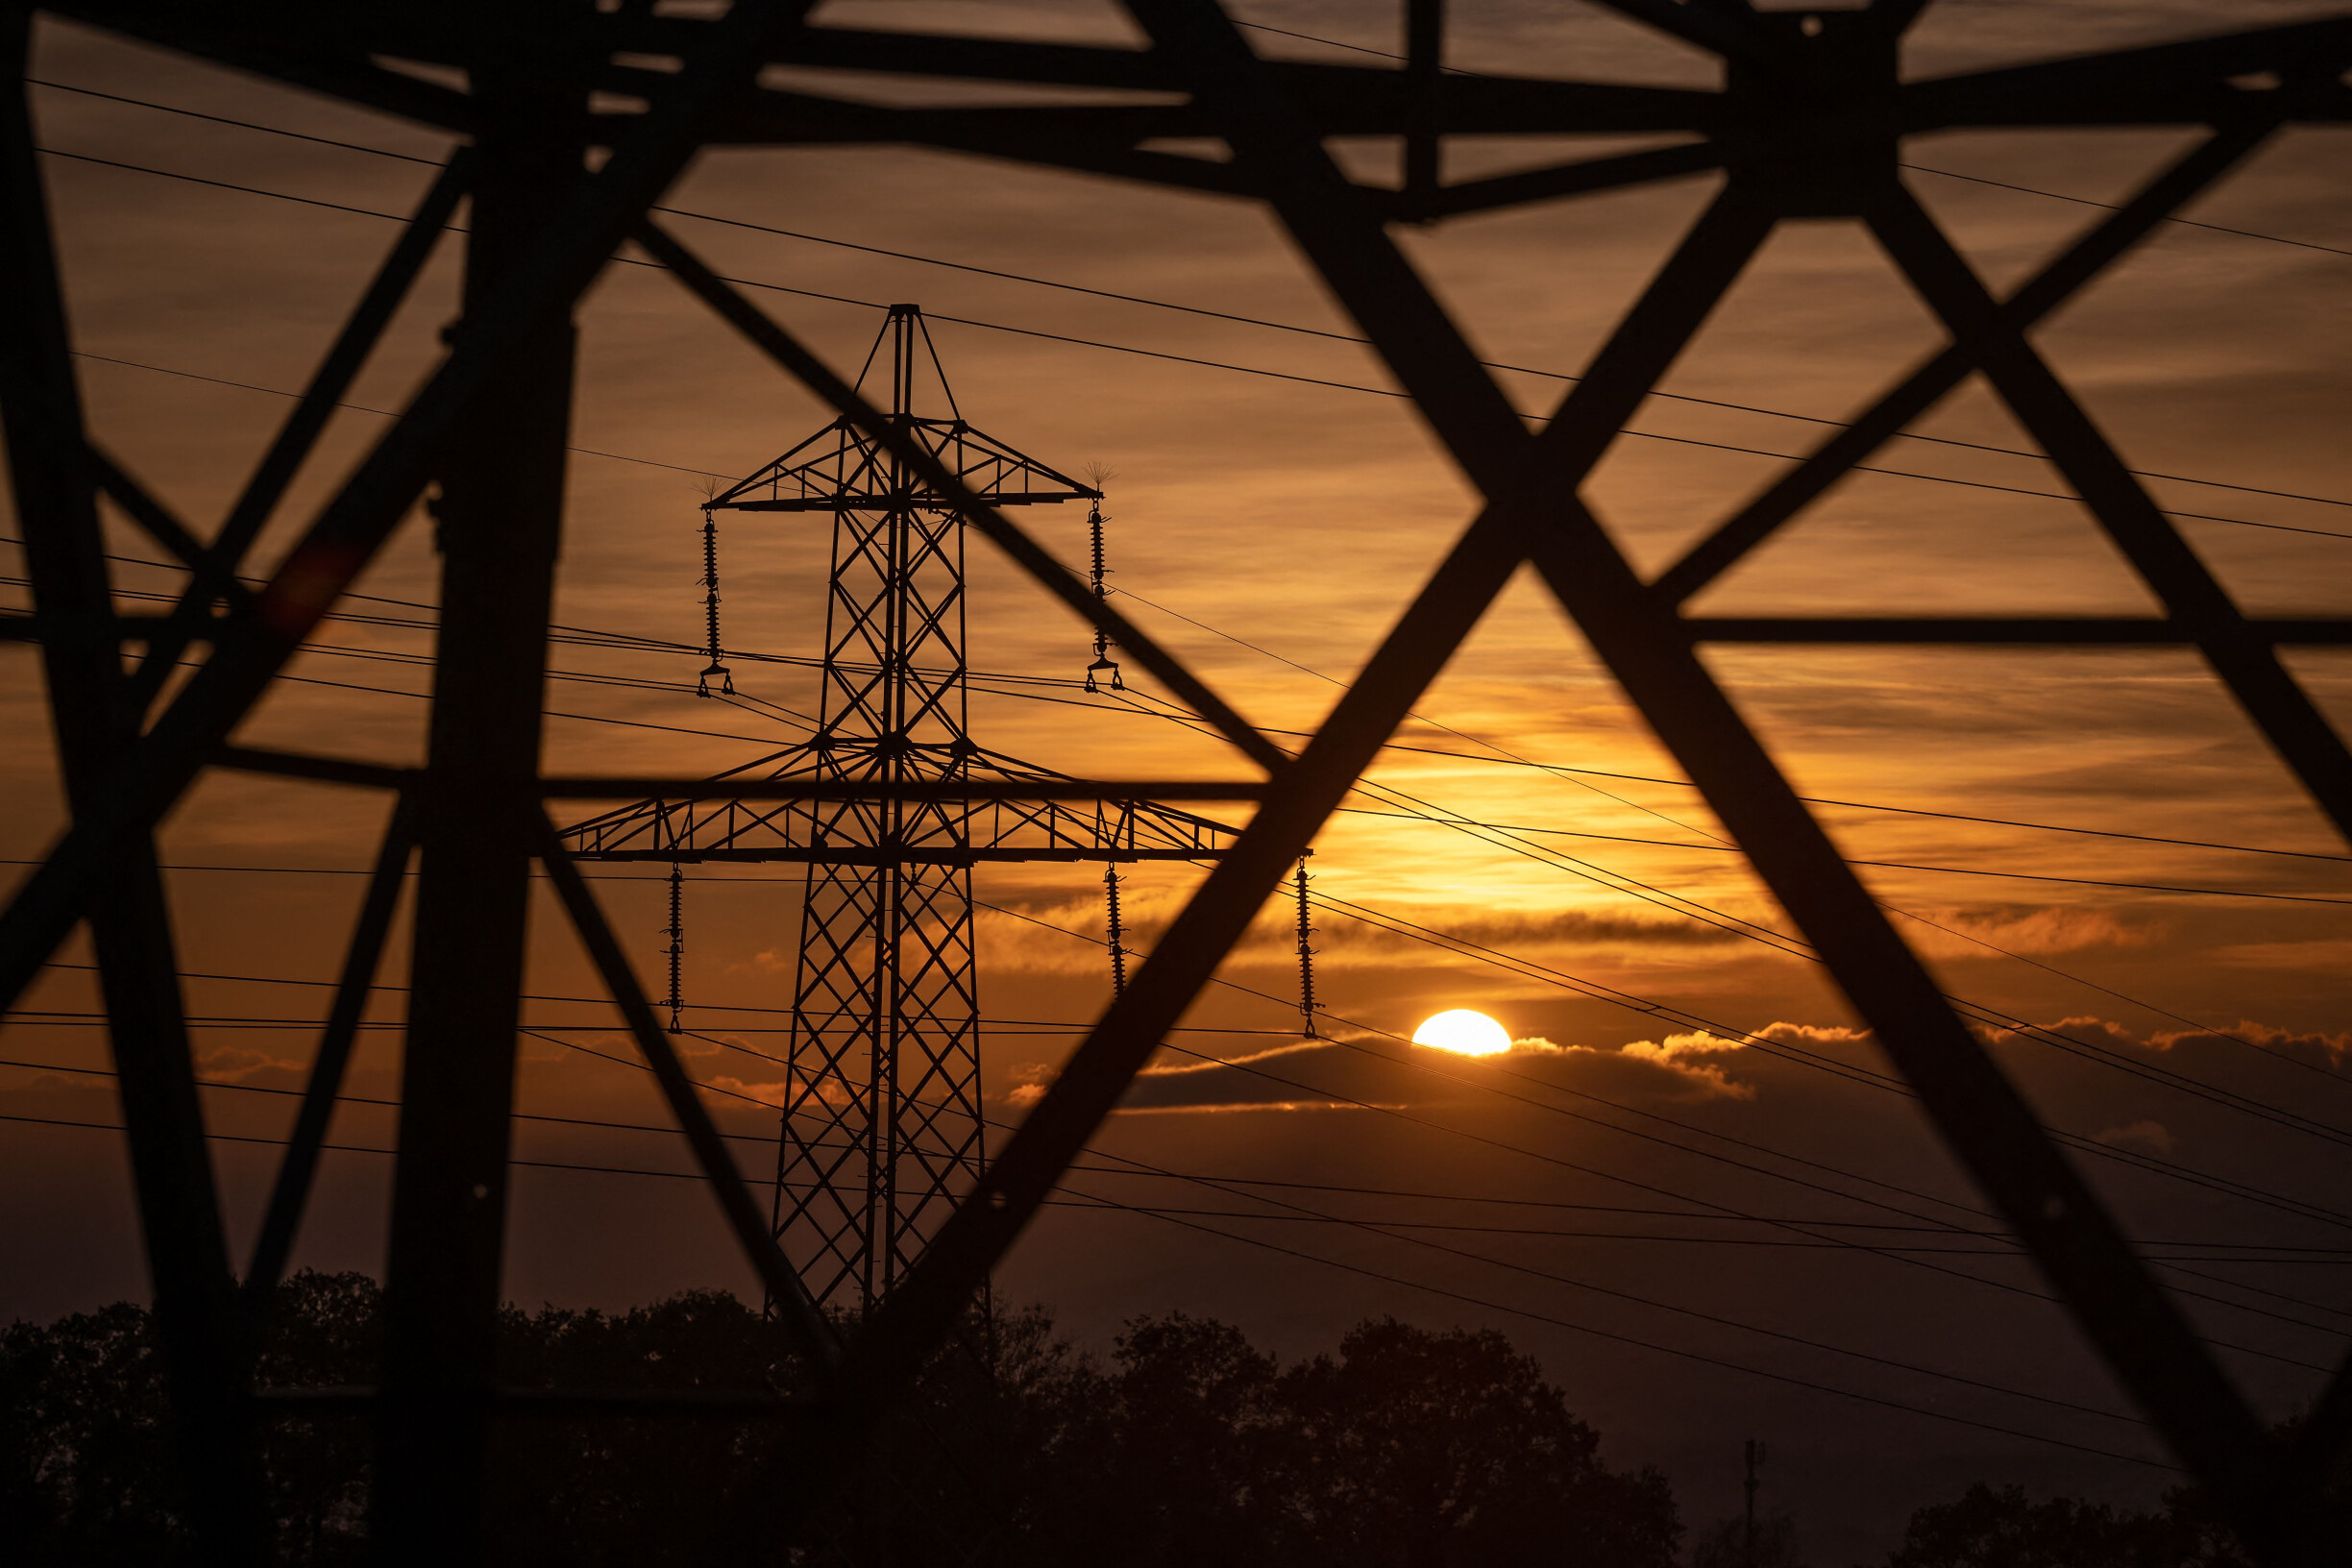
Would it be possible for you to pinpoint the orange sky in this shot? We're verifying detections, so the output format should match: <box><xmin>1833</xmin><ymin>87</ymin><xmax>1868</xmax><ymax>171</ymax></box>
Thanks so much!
<box><xmin>5</xmin><ymin>3</ymin><xmax>2351</xmax><ymax>1556</ymax></box>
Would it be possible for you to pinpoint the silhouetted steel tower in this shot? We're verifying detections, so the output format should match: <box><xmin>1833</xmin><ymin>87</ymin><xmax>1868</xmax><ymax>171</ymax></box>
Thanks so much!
<box><xmin>565</xmin><ymin>306</ymin><xmax>1230</xmax><ymax>1310</ymax></box>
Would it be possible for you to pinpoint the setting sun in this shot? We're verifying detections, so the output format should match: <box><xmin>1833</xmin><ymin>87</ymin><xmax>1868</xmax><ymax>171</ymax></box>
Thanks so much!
<box><xmin>1410</xmin><ymin>1010</ymin><xmax>1512</xmax><ymax>1057</ymax></box>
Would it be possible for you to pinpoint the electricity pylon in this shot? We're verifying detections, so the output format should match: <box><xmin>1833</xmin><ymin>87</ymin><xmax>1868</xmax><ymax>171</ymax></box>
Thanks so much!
<box><xmin>563</xmin><ymin>306</ymin><xmax>1230</xmax><ymax>1311</ymax></box>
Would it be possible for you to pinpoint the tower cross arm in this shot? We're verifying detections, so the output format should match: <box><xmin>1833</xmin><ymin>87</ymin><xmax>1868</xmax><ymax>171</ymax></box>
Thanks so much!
<box><xmin>555</xmin><ymin>775</ymin><xmax>1242</xmax><ymax>863</ymax></box>
<box><xmin>542</xmin><ymin>776</ymin><xmax>1262</xmax><ymax>801</ymax></box>
<box><xmin>708</xmin><ymin>416</ymin><xmax>1100</xmax><ymax>514</ymax></box>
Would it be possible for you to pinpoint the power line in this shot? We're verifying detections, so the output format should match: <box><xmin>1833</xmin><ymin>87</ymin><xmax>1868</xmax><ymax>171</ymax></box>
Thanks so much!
<box><xmin>1295</xmin><ymin>874</ymin><xmax>2352</xmax><ymax>1213</ymax></box>
<box><xmin>23</xmin><ymin>856</ymin><xmax>2342</xmax><ymax>1375</ymax></box>
<box><xmin>1108</xmin><ymin>586</ymin><xmax>2352</xmax><ymax>867</ymax></box>
<box><xmin>35</xmin><ymin>145</ymin><xmax>2352</xmax><ymax>545</ymax></box>
<box><xmin>514</xmin><ymin>1021</ymin><xmax>2352</xmax><ymax>1407</ymax></box>
<box><xmin>0</xmin><ymin>1101</ymin><xmax>2171</xmax><ymax>1470</ymax></box>
<box><xmin>1286</xmin><ymin>894</ymin><xmax>2352</xmax><ymax>1335</ymax></box>
<box><xmin>968</xmin><ymin>895</ymin><xmax>2352</xmax><ymax>1342</ymax></box>
<box><xmin>1293</xmin><ymin>791</ymin><xmax>2352</xmax><ymax>1163</ymax></box>
<box><xmin>64</xmin><ymin>894</ymin><xmax>2328</xmax><ymax>1343</ymax></box>
<box><xmin>30</xmin><ymin>85</ymin><xmax>2352</xmax><ymax>1032</ymax></box>
<box><xmin>42</xmin><ymin>824</ymin><xmax>2329</xmax><ymax>1322</ymax></box>
<box><xmin>1325</xmin><ymin>804</ymin><xmax>2352</xmax><ymax>904</ymax></box>
<box><xmin>13</xmin><ymin>52</ymin><xmax>2333</xmax><ymax>1504</ymax></box>
<box><xmin>504</xmin><ymin>1030</ymin><xmax>2303</xmax><ymax>1421</ymax></box>
<box><xmin>63</xmin><ymin>349</ymin><xmax>735</xmax><ymax>480</ymax></box>
<box><xmin>13</xmin><ymin>95</ymin><xmax>2333</xmax><ymax>1363</ymax></box>
<box><xmin>16</xmin><ymin>598</ymin><xmax>2345</xmax><ymax>1237</ymax></box>
<box><xmin>1899</xmin><ymin>162</ymin><xmax>2352</xmax><ymax>262</ymax></box>
<box><xmin>1122</xmin><ymin>685</ymin><xmax>2352</xmax><ymax>1185</ymax></box>
<box><xmin>12</xmin><ymin>957</ymin><xmax>1291</xmax><ymax>1036</ymax></box>
<box><xmin>488</xmin><ymin>1030</ymin><xmax>2352</xmax><ymax>1410</ymax></box>
<box><xmin>1059</xmin><ymin>1167</ymin><xmax>2352</xmax><ymax>1258</ymax></box>
<box><xmin>1101</xmin><ymin>605</ymin><xmax>2352</xmax><ymax>1102</ymax></box>
<box><xmin>12</xmin><ymin>980</ymin><xmax>2347</xmax><ymax>1278</ymax></box>
<box><xmin>16</xmin><ymin>991</ymin><xmax>2347</xmax><ymax>1357</ymax></box>
<box><xmin>24</xmin><ymin>605</ymin><xmax>2348</xmax><ymax>1236</ymax></box>
<box><xmin>12</xmin><ymin>1043</ymin><xmax>2333</xmax><ymax>1259</ymax></box>
<box><xmin>1059</xmin><ymin>1191</ymin><xmax>2172</xmax><ymax>1469</ymax></box>
<box><xmin>22</xmin><ymin>623</ymin><xmax>2349</xmax><ymax>931</ymax></box>
<box><xmin>33</xmin><ymin>524</ymin><xmax>2348</xmax><ymax>874</ymax></box>
<box><xmin>31</xmin><ymin>75</ymin><xmax>2352</xmax><ymax>518</ymax></box>
<box><xmin>18</xmin><ymin>765</ymin><xmax>2345</xmax><ymax>1213</ymax></box>
<box><xmin>17</xmin><ymin>576</ymin><xmax>2347</xmax><ymax>913</ymax></box>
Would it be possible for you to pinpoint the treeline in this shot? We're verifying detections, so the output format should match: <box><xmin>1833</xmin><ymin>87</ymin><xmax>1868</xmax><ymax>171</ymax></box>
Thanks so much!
<box><xmin>1</xmin><ymin>1274</ymin><xmax>2309</xmax><ymax>1566</ymax></box>
<box><xmin>1</xmin><ymin>1272</ymin><xmax>1678</xmax><ymax>1567</ymax></box>
<box><xmin>1691</xmin><ymin>1486</ymin><xmax>2262</xmax><ymax>1568</ymax></box>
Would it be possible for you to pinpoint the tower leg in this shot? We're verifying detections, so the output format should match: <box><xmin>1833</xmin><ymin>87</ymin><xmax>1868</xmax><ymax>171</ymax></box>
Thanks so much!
<box><xmin>0</xmin><ymin>14</ymin><xmax>263</xmax><ymax>1557</ymax></box>
<box><xmin>372</xmin><ymin>32</ymin><xmax>583</xmax><ymax>1564</ymax></box>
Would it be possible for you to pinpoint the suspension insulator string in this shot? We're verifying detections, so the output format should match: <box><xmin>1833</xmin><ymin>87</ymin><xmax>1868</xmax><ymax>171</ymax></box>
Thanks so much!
<box><xmin>697</xmin><ymin>506</ymin><xmax>734</xmax><ymax>698</ymax></box>
<box><xmin>1292</xmin><ymin>855</ymin><xmax>1317</xmax><ymax>1039</ymax></box>
<box><xmin>1104</xmin><ymin>864</ymin><xmax>1129</xmax><ymax>995</ymax></box>
<box><xmin>1083</xmin><ymin>494</ymin><xmax>1123</xmax><ymax>694</ymax></box>
<box><xmin>663</xmin><ymin>863</ymin><xmax>685</xmax><ymax>1034</ymax></box>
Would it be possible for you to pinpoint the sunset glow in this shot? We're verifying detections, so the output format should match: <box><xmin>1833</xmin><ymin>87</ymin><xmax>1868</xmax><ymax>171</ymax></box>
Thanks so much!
<box><xmin>1410</xmin><ymin>1010</ymin><xmax>1513</xmax><ymax>1058</ymax></box>
<box><xmin>7</xmin><ymin>8</ymin><xmax>2347</xmax><ymax>1560</ymax></box>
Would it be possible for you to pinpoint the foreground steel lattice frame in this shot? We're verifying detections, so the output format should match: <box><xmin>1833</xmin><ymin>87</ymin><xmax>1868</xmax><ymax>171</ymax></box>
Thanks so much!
<box><xmin>1</xmin><ymin>0</ymin><xmax>2349</xmax><ymax>1561</ymax></box>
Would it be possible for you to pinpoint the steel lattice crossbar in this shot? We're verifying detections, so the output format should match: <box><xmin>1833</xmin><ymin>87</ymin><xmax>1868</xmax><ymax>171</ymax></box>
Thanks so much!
<box><xmin>2</xmin><ymin>2</ymin><xmax>2350</xmax><ymax>1564</ymax></box>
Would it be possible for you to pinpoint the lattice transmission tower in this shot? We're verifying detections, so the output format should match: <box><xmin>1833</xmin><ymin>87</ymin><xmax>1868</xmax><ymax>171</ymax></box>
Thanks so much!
<box><xmin>563</xmin><ymin>306</ymin><xmax>1232</xmax><ymax>1310</ymax></box>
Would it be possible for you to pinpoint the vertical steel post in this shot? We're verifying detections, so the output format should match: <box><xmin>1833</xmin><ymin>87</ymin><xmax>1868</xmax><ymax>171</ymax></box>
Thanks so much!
<box><xmin>0</xmin><ymin>9</ymin><xmax>264</xmax><ymax>1560</ymax></box>
<box><xmin>372</xmin><ymin>18</ymin><xmax>586</xmax><ymax>1561</ymax></box>
<box><xmin>1403</xmin><ymin>0</ymin><xmax>1442</xmax><ymax>210</ymax></box>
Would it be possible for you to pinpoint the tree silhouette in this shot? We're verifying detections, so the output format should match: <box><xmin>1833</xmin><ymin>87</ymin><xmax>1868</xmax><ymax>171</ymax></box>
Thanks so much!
<box><xmin>1270</xmin><ymin>1317</ymin><xmax>1679</xmax><ymax>1568</ymax></box>
<box><xmin>1690</xmin><ymin>1507</ymin><xmax>1803</xmax><ymax>1568</ymax></box>
<box><xmin>1882</xmin><ymin>1482</ymin><xmax>2244</xmax><ymax>1568</ymax></box>
<box><xmin>1</xmin><ymin>1278</ymin><xmax>1682</xmax><ymax>1565</ymax></box>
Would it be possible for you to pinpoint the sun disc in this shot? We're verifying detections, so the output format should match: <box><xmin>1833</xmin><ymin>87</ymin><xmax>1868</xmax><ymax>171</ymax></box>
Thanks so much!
<box><xmin>1411</xmin><ymin>1009</ymin><xmax>1512</xmax><ymax>1057</ymax></box>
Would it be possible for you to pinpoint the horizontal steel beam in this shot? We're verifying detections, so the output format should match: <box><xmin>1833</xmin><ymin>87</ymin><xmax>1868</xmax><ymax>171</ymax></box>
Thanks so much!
<box><xmin>542</xmin><ymin>776</ymin><xmax>1265</xmax><ymax>801</ymax></box>
<box><xmin>46</xmin><ymin>0</ymin><xmax>476</xmax><ymax>131</ymax></box>
<box><xmin>1901</xmin><ymin>14</ymin><xmax>2352</xmax><ymax>131</ymax></box>
<box><xmin>1901</xmin><ymin>85</ymin><xmax>2352</xmax><ymax>129</ymax></box>
<box><xmin>722</xmin><ymin>493</ymin><xmax>1080</xmax><ymax>511</ymax></box>
<box><xmin>575</xmin><ymin>846</ymin><xmax>1223</xmax><ymax>865</ymax></box>
<box><xmin>1686</xmin><ymin>616</ymin><xmax>2352</xmax><ymax>644</ymax></box>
